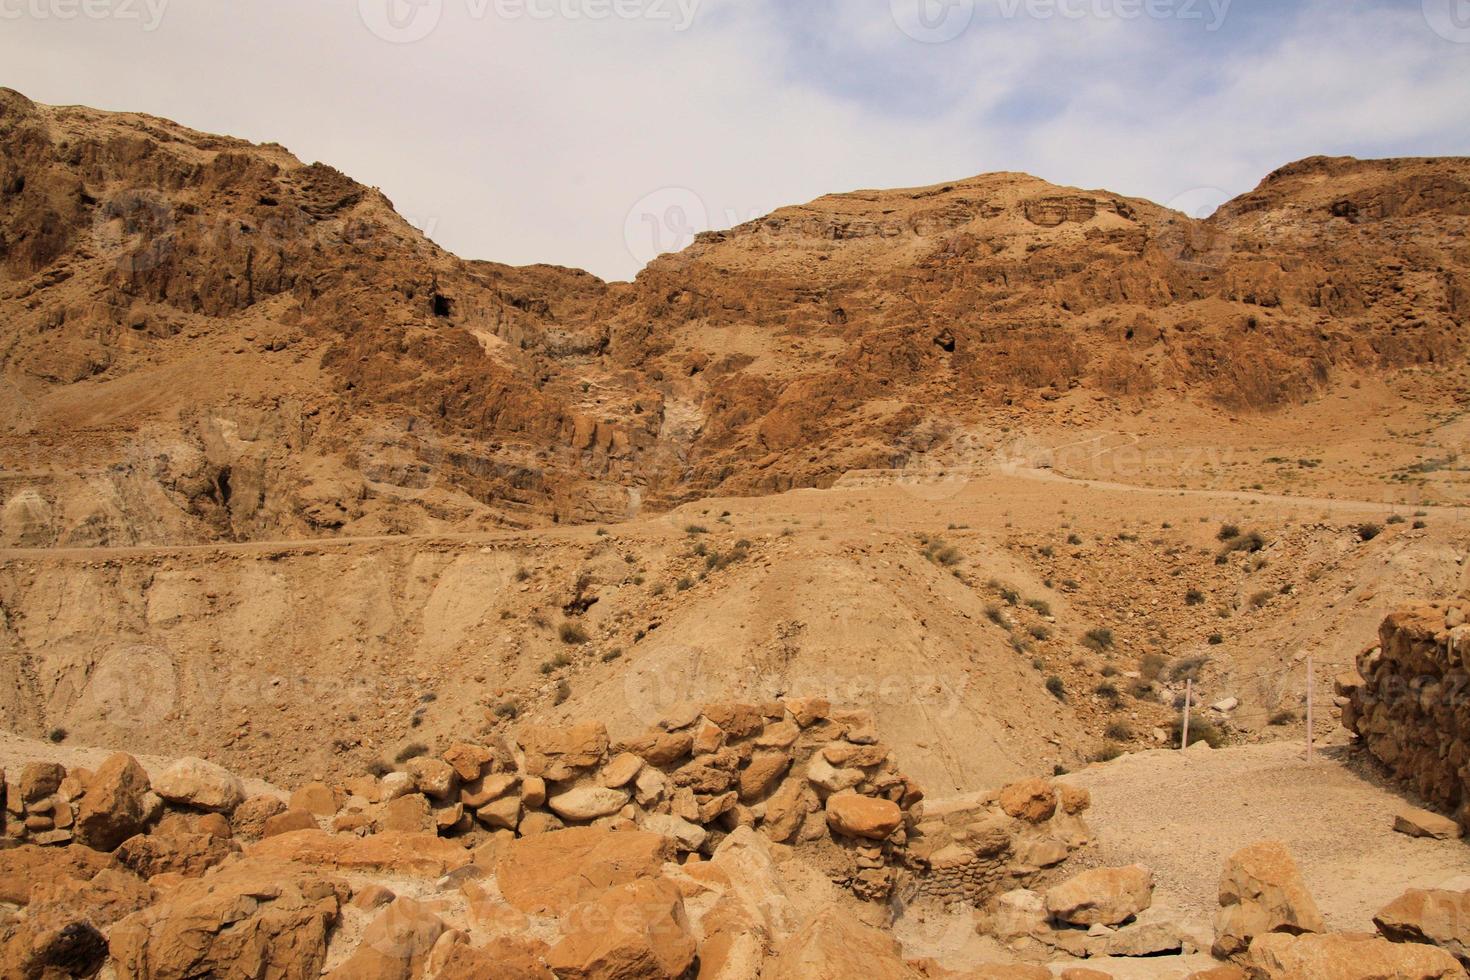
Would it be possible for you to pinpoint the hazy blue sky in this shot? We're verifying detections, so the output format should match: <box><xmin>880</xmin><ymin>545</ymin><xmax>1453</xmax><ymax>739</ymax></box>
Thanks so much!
<box><xmin>3</xmin><ymin>0</ymin><xmax>1468</xmax><ymax>279</ymax></box>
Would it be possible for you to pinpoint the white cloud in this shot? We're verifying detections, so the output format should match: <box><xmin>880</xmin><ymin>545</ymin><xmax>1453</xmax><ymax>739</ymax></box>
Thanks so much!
<box><xmin>0</xmin><ymin>0</ymin><xmax>1465</xmax><ymax>280</ymax></box>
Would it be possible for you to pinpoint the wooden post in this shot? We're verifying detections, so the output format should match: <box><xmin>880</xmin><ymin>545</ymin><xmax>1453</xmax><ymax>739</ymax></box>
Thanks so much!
<box><xmin>1181</xmin><ymin>678</ymin><xmax>1192</xmax><ymax>751</ymax></box>
<box><xmin>1306</xmin><ymin>654</ymin><xmax>1315</xmax><ymax>762</ymax></box>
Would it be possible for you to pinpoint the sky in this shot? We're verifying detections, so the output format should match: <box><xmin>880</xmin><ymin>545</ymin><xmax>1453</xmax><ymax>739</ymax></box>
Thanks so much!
<box><xmin>2</xmin><ymin>0</ymin><xmax>1468</xmax><ymax>281</ymax></box>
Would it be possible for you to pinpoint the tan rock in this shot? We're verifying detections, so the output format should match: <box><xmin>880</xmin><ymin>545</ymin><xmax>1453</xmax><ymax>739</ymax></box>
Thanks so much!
<box><xmin>442</xmin><ymin>742</ymin><xmax>495</xmax><ymax>781</ymax></box>
<box><xmin>380</xmin><ymin>771</ymin><xmax>415</xmax><ymax>801</ymax></box>
<box><xmin>381</xmin><ymin>793</ymin><xmax>434</xmax><ymax>833</ymax></box>
<box><xmin>765</xmin><ymin>906</ymin><xmax>916</xmax><ymax>980</ymax></box>
<box><xmin>618</xmin><ymin>730</ymin><xmax>691</xmax><ymax>768</ymax></box>
<box><xmin>806</xmin><ymin>754</ymin><xmax>863</xmax><ymax>794</ymax></box>
<box><xmin>547</xmin><ymin>877</ymin><xmax>695</xmax><ymax>980</ymax></box>
<box><xmin>247</xmin><ymin>830</ymin><xmax>472</xmax><ymax>876</ymax></box>
<box><xmin>643</xmin><ymin>813</ymin><xmax>708</xmax><ymax>852</ymax></box>
<box><xmin>475</xmin><ymin>795</ymin><xmax>521</xmax><ymax>832</ymax></box>
<box><xmin>405</xmin><ymin>757</ymin><xmax>458</xmax><ymax>800</ymax></box>
<box><xmin>522</xmin><ymin>721</ymin><xmax>609</xmax><ymax>779</ymax></box>
<box><xmin>290</xmin><ymin>782</ymin><xmax>343</xmax><ymax>817</ymax></box>
<box><xmin>785</xmin><ymin>697</ymin><xmax>831</xmax><ymax>727</ymax></box>
<box><xmin>521</xmin><ymin>776</ymin><xmax>547</xmax><ymax>808</ymax></box>
<box><xmin>1247</xmin><ymin>931</ymin><xmax>1463</xmax><ymax>979</ymax></box>
<box><xmin>761</xmin><ymin>777</ymin><xmax>816</xmax><ymax>844</ymax></box>
<box><xmin>352</xmin><ymin>883</ymin><xmax>396</xmax><ymax>911</ymax></box>
<box><xmin>1059</xmin><ymin>784</ymin><xmax>1091</xmax><ymax>815</ymax></box>
<box><xmin>999</xmin><ymin>778</ymin><xmax>1057</xmax><ymax>823</ymax></box>
<box><xmin>461</xmin><ymin>773</ymin><xmax>518</xmax><ymax>808</ymax></box>
<box><xmin>547</xmin><ymin>785</ymin><xmax>630</xmax><ymax>822</ymax></box>
<box><xmin>1212</xmin><ymin>841</ymin><xmax>1324</xmax><ymax>960</ymax></box>
<box><xmin>232</xmin><ymin>794</ymin><xmax>288</xmax><ymax>841</ymax></box>
<box><xmin>197</xmin><ymin>812</ymin><xmax>233</xmax><ymax>839</ymax></box>
<box><xmin>693</xmin><ymin>719</ymin><xmax>726</xmax><ymax>755</ymax></box>
<box><xmin>1045</xmin><ymin>865</ymin><xmax>1154</xmax><ymax>926</ymax></box>
<box><xmin>601</xmin><ymin>752</ymin><xmax>644</xmax><ymax>788</ymax></box>
<box><xmin>496</xmin><ymin>827</ymin><xmax>674</xmax><ymax>916</ymax></box>
<box><xmin>739</xmin><ymin>751</ymin><xmax>792</xmax><ymax>803</ymax></box>
<box><xmin>990</xmin><ymin>889</ymin><xmax>1049</xmax><ymax>941</ymax></box>
<box><xmin>153</xmin><ymin>757</ymin><xmax>245</xmax><ymax>813</ymax></box>
<box><xmin>110</xmin><ymin>858</ymin><xmax>344</xmax><ymax>980</ymax></box>
<box><xmin>1394</xmin><ymin>806</ymin><xmax>1463</xmax><ymax>841</ymax></box>
<box><xmin>327</xmin><ymin>896</ymin><xmax>444</xmax><ymax>980</ymax></box>
<box><xmin>517</xmin><ymin>811</ymin><xmax>564</xmax><ymax>836</ymax></box>
<box><xmin>435</xmin><ymin>802</ymin><xmax>466</xmax><ymax>832</ymax></box>
<box><xmin>757</xmin><ymin>721</ymin><xmax>801</xmax><ymax>749</ymax></box>
<box><xmin>0</xmin><ymin>844</ymin><xmax>114</xmax><ymax>905</ymax></box>
<box><xmin>825</xmin><ymin>793</ymin><xmax>902</xmax><ymax>841</ymax></box>
<box><xmin>1375</xmin><ymin>888</ymin><xmax>1470</xmax><ymax>964</ymax></box>
<box><xmin>75</xmin><ymin>752</ymin><xmax>151</xmax><ymax>852</ymax></box>
<box><xmin>433</xmin><ymin>937</ymin><xmax>554</xmax><ymax>980</ymax></box>
<box><xmin>18</xmin><ymin>762</ymin><xmax>65</xmax><ymax>804</ymax></box>
<box><xmin>262</xmin><ymin>809</ymin><xmax>319</xmax><ymax>838</ymax></box>
<box><xmin>703</xmin><ymin>703</ymin><xmax>765</xmax><ymax>738</ymax></box>
<box><xmin>115</xmin><ymin>831</ymin><xmax>239</xmax><ymax>878</ymax></box>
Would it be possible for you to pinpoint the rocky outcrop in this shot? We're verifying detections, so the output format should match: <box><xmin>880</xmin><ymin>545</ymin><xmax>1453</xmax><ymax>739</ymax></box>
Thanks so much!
<box><xmin>1375</xmin><ymin>888</ymin><xmax>1470</xmax><ymax>965</ymax></box>
<box><xmin>1245</xmin><ymin>931</ymin><xmax>1464</xmax><ymax>979</ymax></box>
<box><xmin>1044</xmin><ymin>865</ymin><xmax>1154</xmax><ymax>927</ymax></box>
<box><xmin>1212</xmin><ymin>841</ymin><xmax>1325</xmax><ymax>961</ymax></box>
<box><xmin>1342</xmin><ymin>602</ymin><xmax>1470</xmax><ymax>832</ymax></box>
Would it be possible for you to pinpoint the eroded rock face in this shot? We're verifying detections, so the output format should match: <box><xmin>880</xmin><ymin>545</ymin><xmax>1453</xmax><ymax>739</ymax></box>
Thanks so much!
<box><xmin>1212</xmin><ymin>841</ymin><xmax>1325</xmax><ymax>960</ymax></box>
<box><xmin>764</xmin><ymin>907</ymin><xmax>917</xmax><ymax>980</ymax></box>
<box><xmin>546</xmin><ymin>877</ymin><xmax>697</xmax><ymax>980</ymax></box>
<box><xmin>496</xmin><ymin>827</ymin><xmax>675</xmax><ymax>917</ymax></box>
<box><xmin>1246</xmin><ymin>931</ymin><xmax>1464</xmax><ymax>980</ymax></box>
<box><xmin>326</xmin><ymin>897</ymin><xmax>444</xmax><ymax>980</ymax></box>
<box><xmin>109</xmin><ymin>858</ymin><xmax>345</xmax><ymax>980</ymax></box>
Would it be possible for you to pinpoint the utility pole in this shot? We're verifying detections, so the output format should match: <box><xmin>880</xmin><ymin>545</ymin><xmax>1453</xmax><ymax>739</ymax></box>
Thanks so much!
<box><xmin>1181</xmin><ymin>678</ymin><xmax>1192</xmax><ymax>751</ymax></box>
<box><xmin>1306</xmin><ymin>654</ymin><xmax>1315</xmax><ymax>762</ymax></box>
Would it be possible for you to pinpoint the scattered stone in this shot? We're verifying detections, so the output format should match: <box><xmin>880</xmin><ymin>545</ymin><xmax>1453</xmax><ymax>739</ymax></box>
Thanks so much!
<box><xmin>405</xmin><ymin>757</ymin><xmax>458</xmax><ymax>800</ymax></box>
<box><xmin>601</xmin><ymin>752</ymin><xmax>644</xmax><ymax>789</ymax></box>
<box><xmin>496</xmin><ymin>828</ymin><xmax>674</xmax><ymax>916</ymax></box>
<box><xmin>75</xmin><ymin>753</ymin><xmax>150</xmax><ymax>852</ymax></box>
<box><xmin>643</xmin><ymin>813</ymin><xmax>708</xmax><ymax>852</ymax></box>
<box><xmin>232</xmin><ymin>795</ymin><xmax>288</xmax><ymax>841</ymax></box>
<box><xmin>289</xmin><ymin>782</ymin><xmax>342</xmax><ymax>818</ymax></box>
<box><xmin>262</xmin><ymin>809</ymin><xmax>319</xmax><ymax>839</ymax></box>
<box><xmin>547</xmin><ymin>785</ymin><xmax>630</xmax><ymax>822</ymax></box>
<box><xmin>547</xmin><ymin>877</ymin><xmax>697</xmax><ymax>980</ymax></box>
<box><xmin>1394</xmin><ymin>806</ymin><xmax>1463</xmax><ymax>841</ymax></box>
<box><xmin>18</xmin><ymin>762</ymin><xmax>65</xmax><ymax>804</ymax></box>
<box><xmin>999</xmin><ymin>778</ymin><xmax>1057</xmax><ymax>823</ymax></box>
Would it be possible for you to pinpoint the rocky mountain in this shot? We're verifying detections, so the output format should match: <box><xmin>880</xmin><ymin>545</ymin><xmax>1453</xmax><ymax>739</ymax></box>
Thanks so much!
<box><xmin>2</xmin><ymin>88</ymin><xmax>1467</xmax><ymax>547</ymax></box>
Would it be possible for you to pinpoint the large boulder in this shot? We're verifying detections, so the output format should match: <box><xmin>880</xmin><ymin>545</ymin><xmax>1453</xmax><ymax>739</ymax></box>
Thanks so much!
<box><xmin>116</xmin><ymin>832</ymin><xmax>240</xmax><ymax>879</ymax></box>
<box><xmin>1044</xmin><ymin>865</ymin><xmax>1154</xmax><ymax>927</ymax></box>
<box><xmin>75</xmin><ymin>753</ymin><xmax>152</xmax><ymax>852</ymax></box>
<box><xmin>1212</xmin><ymin>841</ymin><xmax>1324</xmax><ymax>960</ymax></box>
<box><xmin>521</xmin><ymin>722</ymin><xmax>609</xmax><ymax>780</ymax></box>
<box><xmin>0</xmin><ymin>845</ymin><xmax>116</xmax><ymax>905</ymax></box>
<box><xmin>152</xmin><ymin>757</ymin><xmax>245</xmax><ymax>813</ymax></box>
<box><xmin>999</xmin><ymin>778</ymin><xmax>1058</xmax><ymax>823</ymax></box>
<box><xmin>326</xmin><ymin>897</ymin><xmax>444</xmax><ymax>980</ymax></box>
<box><xmin>496</xmin><ymin>827</ymin><xmax>674</xmax><ymax>916</ymax></box>
<box><xmin>18</xmin><ymin>763</ymin><xmax>65</xmax><ymax>804</ymax></box>
<box><xmin>1247</xmin><ymin>932</ymin><xmax>1464</xmax><ymax>979</ymax></box>
<box><xmin>1394</xmin><ymin>807</ymin><xmax>1463</xmax><ymax>841</ymax></box>
<box><xmin>764</xmin><ymin>907</ymin><xmax>919</xmax><ymax>980</ymax></box>
<box><xmin>1375</xmin><ymin>889</ymin><xmax>1470</xmax><ymax>965</ymax></box>
<box><xmin>824</xmin><ymin>793</ymin><xmax>902</xmax><ymax>841</ymax></box>
<box><xmin>546</xmin><ymin>877</ymin><xmax>697</xmax><ymax>980</ymax></box>
<box><xmin>109</xmin><ymin>858</ymin><xmax>345</xmax><ymax>980</ymax></box>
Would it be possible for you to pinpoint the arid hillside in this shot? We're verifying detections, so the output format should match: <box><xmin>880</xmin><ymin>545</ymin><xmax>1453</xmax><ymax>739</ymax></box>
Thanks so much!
<box><xmin>2</xmin><ymin>89</ymin><xmax>1468</xmax><ymax>549</ymax></box>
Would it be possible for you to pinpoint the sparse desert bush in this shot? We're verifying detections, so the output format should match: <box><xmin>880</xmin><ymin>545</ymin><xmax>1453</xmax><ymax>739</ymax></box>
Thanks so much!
<box><xmin>1090</xmin><ymin>743</ymin><xmax>1124</xmax><ymax>763</ymax></box>
<box><xmin>1096</xmin><ymin>682</ymin><xmax>1121</xmax><ymax>705</ymax></box>
<box><xmin>1030</xmin><ymin>624</ymin><xmax>1052</xmax><ymax>641</ymax></box>
<box><xmin>1249</xmin><ymin>590</ymin><xmax>1273</xmax><ymax>609</ymax></box>
<box><xmin>1067</xmin><ymin>533</ymin><xmax>1083</xmax><ymax>546</ymax></box>
<box><xmin>1046</xmin><ymin>676</ymin><xmax>1066</xmax><ymax>700</ymax></box>
<box><xmin>1026</xmin><ymin>598</ymin><xmax>1052</xmax><ymax>616</ymax></box>
<box><xmin>515</xmin><ymin>567</ymin><xmax>531</xmax><ymax>582</ymax></box>
<box><xmin>1083</xmin><ymin>628</ymin><xmax>1114</xmax><ymax>651</ymax></box>
<box><xmin>986</xmin><ymin>604</ymin><xmax>1008</xmax><ymax>626</ymax></box>
<box><xmin>1413</xmin><ymin>520</ymin><xmax>1428</xmax><ymax>530</ymax></box>
<box><xmin>1171</xmin><ymin>715</ymin><xmax>1224</xmax><ymax>749</ymax></box>
<box><xmin>1129</xmin><ymin>679</ymin><xmax>1155</xmax><ymax>700</ymax></box>
<box><xmin>1218</xmin><ymin>530</ymin><xmax>1267</xmax><ymax>557</ymax></box>
<box><xmin>1387</xmin><ymin>514</ymin><xmax>1406</xmax><ymax>525</ymax></box>
<box><xmin>1140</xmin><ymin>652</ymin><xmax>1166</xmax><ymax>680</ymax></box>
<box><xmin>1100</xmin><ymin>664</ymin><xmax>1120</xmax><ymax>678</ymax></box>
<box><xmin>1217</xmin><ymin>524</ymin><xmax>1242</xmax><ymax>541</ymax></box>
<box><xmin>602</xmin><ymin>648</ymin><xmax>624</xmax><ymax>663</ymax></box>
<box><xmin>1185</xmin><ymin>589</ymin><xmax>1205</xmax><ymax>606</ymax></box>
<box><xmin>366</xmin><ymin>760</ymin><xmax>391</xmax><ymax>778</ymax></box>
<box><xmin>1170</xmin><ymin>656</ymin><xmax>1208</xmax><ymax>682</ymax></box>
<box><xmin>554</xmin><ymin>679</ymin><xmax>571</xmax><ymax>705</ymax></box>
<box><xmin>47</xmin><ymin>727</ymin><xmax>67</xmax><ymax>744</ymax></box>
<box><xmin>1039</xmin><ymin>545</ymin><xmax>1055</xmax><ymax>558</ymax></box>
<box><xmin>395</xmin><ymin>743</ymin><xmax>430</xmax><ymax>763</ymax></box>
<box><xmin>559</xmin><ymin>623</ymin><xmax>590</xmax><ymax>645</ymax></box>
<box><xmin>676</xmin><ymin>577</ymin><xmax>694</xmax><ymax>592</ymax></box>
<box><xmin>1269</xmin><ymin>710</ymin><xmax>1297</xmax><ymax>726</ymax></box>
<box><xmin>493</xmin><ymin>701</ymin><xmax>520</xmax><ymax>720</ymax></box>
<box><xmin>1357</xmin><ymin>523</ymin><xmax>1382</xmax><ymax>542</ymax></box>
<box><xmin>1208</xmin><ymin>633</ymin><xmax>1225</xmax><ymax>646</ymax></box>
<box><xmin>1105</xmin><ymin>721</ymin><xmax>1133</xmax><ymax>741</ymax></box>
<box><xmin>685</xmin><ymin>524</ymin><xmax>708</xmax><ymax>535</ymax></box>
